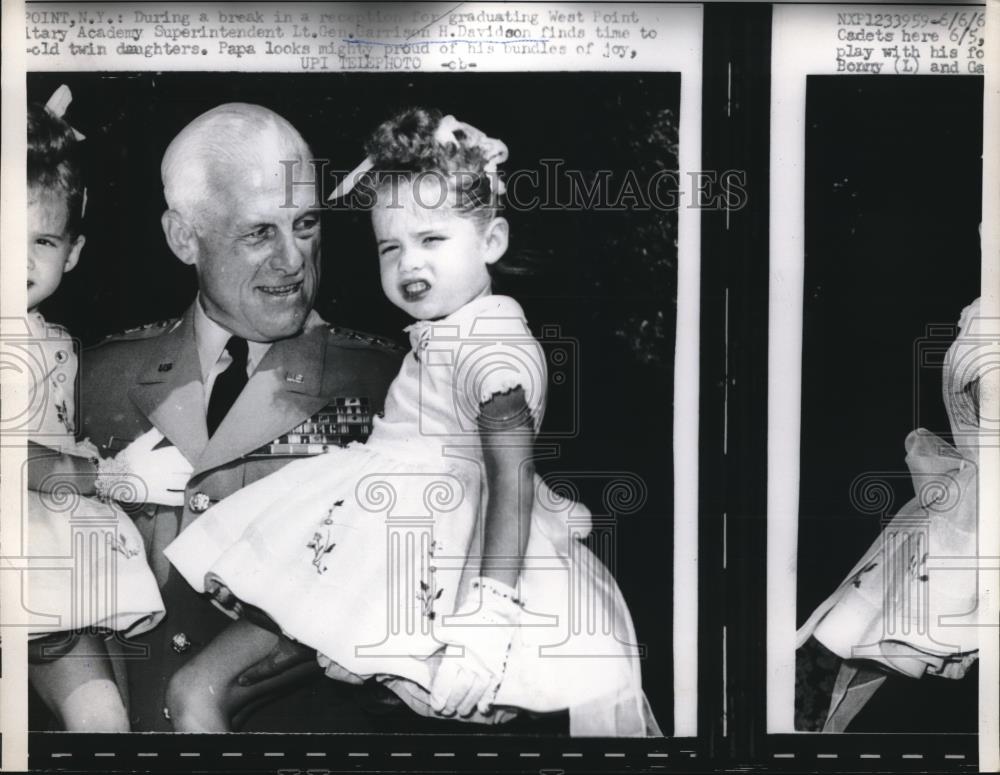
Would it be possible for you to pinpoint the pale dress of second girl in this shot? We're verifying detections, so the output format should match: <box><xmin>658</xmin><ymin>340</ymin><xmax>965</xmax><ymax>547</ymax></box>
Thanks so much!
<box><xmin>24</xmin><ymin>310</ymin><xmax>165</xmax><ymax>638</ymax></box>
<box><xmin>166</xmin><ymin>294</ymin><xmax>660</xmax><ymax>735</ymax></box>
<box><xmin>797</xmin><ymin>299</ymin><xmax>983</xmax><ymax>680</ymax></box>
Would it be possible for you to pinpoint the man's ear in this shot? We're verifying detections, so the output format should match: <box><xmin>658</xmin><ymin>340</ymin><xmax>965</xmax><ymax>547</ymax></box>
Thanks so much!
<box><xmin>63</xmin><ymin>234</ymin><xmax>85</xmax><ymax>273</ymax></box>
<box><xmin>162</xmin><ymin>210</ymin><xmax>199</xmax><ymax>266</ymax></box>
<box><xmin>483</xmin><ymin>217</ymin><xmax>509</xmax><ymax>266</ymax></box>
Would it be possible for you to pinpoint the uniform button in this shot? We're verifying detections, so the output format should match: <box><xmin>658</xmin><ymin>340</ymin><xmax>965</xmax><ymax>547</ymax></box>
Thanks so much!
<box><xmin>171</xmin><ymin>632</ymin><xmax>191</xmax><ymax>654</ymax></box>
<box><xmin>188</xmin><ymin>492</ymin><xmax>211</xmax><ymax>513</ymax></box>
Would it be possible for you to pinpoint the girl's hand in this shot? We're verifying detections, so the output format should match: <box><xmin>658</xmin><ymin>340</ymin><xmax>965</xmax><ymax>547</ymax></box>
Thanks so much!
<box><xmin>112</xmin><ymin>428</ymin><xmax>192</xmax><ymax>507</ymax></box>
<box><xmin>429</xmin><ymin>577</ymin><xmax>521</xmax><ymax>717</ymax></box>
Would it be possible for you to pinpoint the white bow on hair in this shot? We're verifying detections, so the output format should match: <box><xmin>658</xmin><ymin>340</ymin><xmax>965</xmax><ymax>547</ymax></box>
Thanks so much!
<box><xmin>328</xmin><ymin>114</ymin><xmax>508</xmax><ymax>200</ymax></box>
<box><xmin>44</xmin><ymin>84</ymin><xmax>86</xmax><ymax>140</ymax></box>
<box><xmin>433</xmin><ymin>114</ymin><xmax>509</xmax><ymax>194</ymax></box>
<box><xmin>42</xmin><ymin>84</ymin><xmax>88</xmax><ymax>218</ymax></box>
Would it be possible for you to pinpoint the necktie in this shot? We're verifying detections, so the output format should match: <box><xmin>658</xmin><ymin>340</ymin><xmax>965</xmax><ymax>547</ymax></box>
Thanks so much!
<box><xmin>206</xmin><ymin>336</ymin><xmax>249</xmax><ymax>437</ymax></box>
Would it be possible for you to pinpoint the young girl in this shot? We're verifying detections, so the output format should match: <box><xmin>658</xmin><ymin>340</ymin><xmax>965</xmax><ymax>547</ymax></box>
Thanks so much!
<box><xmin>25</xmin><ymin>87</ymin><xmax>188</xmax><ymax>731</ymax></box>
<box><xmin>797</xmin><ymin>296</ymin><xmax>984</xmax><ymax>731</ymax></box>
<box><xmin>164</xmin><ymin>108</ymin><xmax>661</xmax><ymax>736</ymax></box>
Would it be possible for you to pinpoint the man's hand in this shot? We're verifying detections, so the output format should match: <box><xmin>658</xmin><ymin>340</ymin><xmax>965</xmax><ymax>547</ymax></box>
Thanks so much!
<box><xmin>114</xmin><ymin>428</ymin><xmax>192</xmax><ymax>507</ymax></box>
<box><xmin>237</xmin><ymin>636</ymin><xmax>316</xmax><ymax>687</ymax></box>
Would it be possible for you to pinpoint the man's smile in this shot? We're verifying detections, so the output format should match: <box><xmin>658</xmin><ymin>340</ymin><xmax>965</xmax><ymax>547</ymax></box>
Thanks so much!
<box><xmin>257</xmin><ymin>280</ymin><xmax>303</xmax><ymax>298</ymax></box>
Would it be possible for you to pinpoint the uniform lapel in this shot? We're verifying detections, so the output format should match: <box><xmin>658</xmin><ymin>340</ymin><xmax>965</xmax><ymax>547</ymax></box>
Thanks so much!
<box><xmin>128</xmin><ymin>306</ymin><xmax>208</xmax><ymax>466</ymax></box>
<box><xmin>193</xmin><ymin>323</ymin><xmax>331</xmax><ymax>476</ymax></box>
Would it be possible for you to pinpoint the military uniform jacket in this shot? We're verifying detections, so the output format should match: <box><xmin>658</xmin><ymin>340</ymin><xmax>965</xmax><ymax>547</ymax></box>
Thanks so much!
<box><xmin>79</xmin><ymin>304</ymin><xmax>402</xmax><ymax>731</ymax></box>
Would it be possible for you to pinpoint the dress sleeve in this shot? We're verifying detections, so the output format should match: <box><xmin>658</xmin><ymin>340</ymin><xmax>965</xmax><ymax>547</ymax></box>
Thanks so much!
<box><xmin>452</xmin><ymin>296</ymin><xmax>547</xmax><ymax>430</ymax></box>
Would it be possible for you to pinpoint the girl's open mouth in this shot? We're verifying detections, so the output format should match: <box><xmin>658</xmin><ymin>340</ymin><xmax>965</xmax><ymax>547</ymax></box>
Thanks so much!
<box><xmin>402</xmin><ymin>280</ymin><xmax>430</xmax><ymax>301</ymax></box>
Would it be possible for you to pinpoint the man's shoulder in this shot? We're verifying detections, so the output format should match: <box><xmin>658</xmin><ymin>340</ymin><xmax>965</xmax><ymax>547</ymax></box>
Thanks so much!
<box><xmin>314</xmin><ymin>323</ymin><xmax>404</xmax><ymax>395</ymax></box>
<box><xmin>323</xmin><ymin>323</ymin><xmax>406</xmax><ymax>357</ymax></box>
<box><xmin>81</xmin><ymin>318</ymin><xmax>181</xmax><ymax>382</ymax></box>
<box><xmin>87</xmin><ymin>318</ymin><xmax>182</xmax><ymax>353</ymax></box>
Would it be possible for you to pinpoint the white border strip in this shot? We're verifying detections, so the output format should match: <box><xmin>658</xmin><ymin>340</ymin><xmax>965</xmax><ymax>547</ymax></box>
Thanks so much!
<box><xmin>767</xmin><ymin>3</ymin><xmax>809</xmax><ymax>734</ymax></box>
<box><xmin>1</xmin><ymin>0</ymin><xmax>30</xmax><ymax>770</ymax></box>
<box><xmin>671</xmin><ymin>4</ymin><xmax>703</xmax><ymax>740</ymax></box>
<box><xmin>978</xmin><ymin>1</ymin><xmax>999</xmax><ymax>768</ymax></box>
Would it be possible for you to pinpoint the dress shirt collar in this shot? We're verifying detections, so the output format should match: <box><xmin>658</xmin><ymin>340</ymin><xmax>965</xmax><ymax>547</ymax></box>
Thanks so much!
<box><xmin>193</xmin><ymin>295</ymin><xmax>272</xmax><ymax>379</ymax></box>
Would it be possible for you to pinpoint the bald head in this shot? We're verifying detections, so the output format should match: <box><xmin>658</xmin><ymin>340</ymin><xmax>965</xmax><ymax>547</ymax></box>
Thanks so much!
<box><xmin>162</xmin><ymin>103</ymin><xmax>312</xmax><ymax>229</ymax></box>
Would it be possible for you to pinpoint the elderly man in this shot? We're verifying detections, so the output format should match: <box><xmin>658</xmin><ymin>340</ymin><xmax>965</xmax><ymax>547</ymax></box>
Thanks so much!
<box><xmin>79</xmin><ymin>103</ymin><xmax>401</xmax><ymax>731</ymax></box>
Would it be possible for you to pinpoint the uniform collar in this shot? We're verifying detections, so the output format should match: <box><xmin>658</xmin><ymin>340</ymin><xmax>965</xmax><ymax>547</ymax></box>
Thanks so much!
<box><xmin>130</xmin><ymin>301</ymin><xmax>331</xmax><ymax>475</ymax></box>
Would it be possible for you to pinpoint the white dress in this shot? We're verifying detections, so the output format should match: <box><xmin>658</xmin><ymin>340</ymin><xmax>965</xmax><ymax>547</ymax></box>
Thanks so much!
<box><xmin>797</xmin><ymin>299</ymin><xmax>982</xmax><ymax>680</ymax></box>
<box><xmin>166</xmin><ymin>295</ymin><xmax>660</xmax><ymax>736</ymax></box>
<box><xmin>23</xmin><ymin>311</ymin><xmax>164</xmax><ymax>639</ymax></box>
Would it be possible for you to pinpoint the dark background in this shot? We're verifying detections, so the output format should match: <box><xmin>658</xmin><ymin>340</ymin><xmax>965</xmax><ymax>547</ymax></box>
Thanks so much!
<box><xmin>796</xmin><ymin>75</ymin><xmax>982</xmax><ymax>731</ymax></box>
<box><xmin>28</xmin><ymin>71</ymin><xmax>680</xmax><ymax>730</ymax></box>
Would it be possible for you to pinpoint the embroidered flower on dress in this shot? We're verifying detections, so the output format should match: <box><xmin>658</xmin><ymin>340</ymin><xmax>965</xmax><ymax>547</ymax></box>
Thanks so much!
<box><xmin>54</xmin><ymin>398</ymin><xmax>73</xmax><ymax>433</ymax></box>
<box><xmin>916</xmin><ymin>551</ymin><xmax>929</xmax><ymax>583</ymax></box>
<box><xmin>418</xmin><ymin>581</ymin><xmax>444</xmax><ymax>619</ymax></box>
<box><xmin>416</xmin><ymin>539</ymin><xmax>444</xmax><ymax>619</ymax></box>
<box><xmin>307</xmin><ymin>500</ymin><xmax>343</xmax><ymax>573</ymax></box>
<box><xmin>307</xmin><ymin>531</ymin><xmax>336</xmax><ymax>574</ymax></box>
<box><xmin>850</xmin><ymin>560</ymin><xmax>877</xmax><ymax>589</ymax></box>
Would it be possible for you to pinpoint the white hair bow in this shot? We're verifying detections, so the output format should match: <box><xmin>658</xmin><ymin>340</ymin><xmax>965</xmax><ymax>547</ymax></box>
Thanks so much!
<box><xmin>42</xmin><ymin>84</ymin><xmax>88</xmax><ymax>217</ymax></box>
<box><xmin>434</xmin><ymin>114</ymin><xmax>509</xmax><ymax>194</ymax></box>
<box><xmin>328</xmin><ymin>114</ymin><xmax>507</xmax><ymax>201</ymax></box>
<box><xmin>44</xmin><ymin>85</ymin><xmax>86</xmax><ymax>140</ymax></box>
<box><xmin>328</xmin><ymin>155</ymin><xmax>374</xmax><ymax>201</ymax></box>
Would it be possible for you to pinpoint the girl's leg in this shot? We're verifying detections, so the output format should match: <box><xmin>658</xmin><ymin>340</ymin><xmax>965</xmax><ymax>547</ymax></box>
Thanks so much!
<box><xmin>165</xmin><ymin>617</ymin><xmax>318</xmax><ymax>733</ymax></box>
<box><xmin>29</xmin><ymin>633</ymin><xmax>129</xmax><ymax>732</ymax></box>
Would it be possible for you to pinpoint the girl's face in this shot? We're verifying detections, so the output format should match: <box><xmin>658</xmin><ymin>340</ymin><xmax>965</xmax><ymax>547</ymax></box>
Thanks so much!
<box><xmin>373</xmin><ymin>176</ymin><xmax>508</xmax><ymax>320</ymax></box>
<box><xmin>27</xmin><ymin>186</ymin><xmax>83</xmax><ymax>313</ymax></box>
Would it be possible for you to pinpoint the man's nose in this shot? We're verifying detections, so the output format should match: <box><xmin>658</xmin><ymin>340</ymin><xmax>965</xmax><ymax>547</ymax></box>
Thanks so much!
<box><xmin>268</xmin><ymin>229</ymin><xmax>306</xmax><ymax>274</ymax></box>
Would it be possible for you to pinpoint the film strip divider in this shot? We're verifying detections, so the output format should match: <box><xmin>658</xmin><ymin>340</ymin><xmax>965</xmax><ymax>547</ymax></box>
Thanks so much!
<box><xmin>28</xmin><ymin>732</ymin><xmax>701</xmax><ymax>773</ymax></box>
<box><xmin>696</xmin><ymin>1</ymin><xmax>730</xmax><ymax>761</ymax></box>
<box><xmin>763</xmin><ymin>732</ymin><xmax>978</xmax><ymax>772</ymax></box>
<box><xmin>699</xmin><ymin>2</ymin><xmax>774</xmax><ymax>763</ymax></box>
